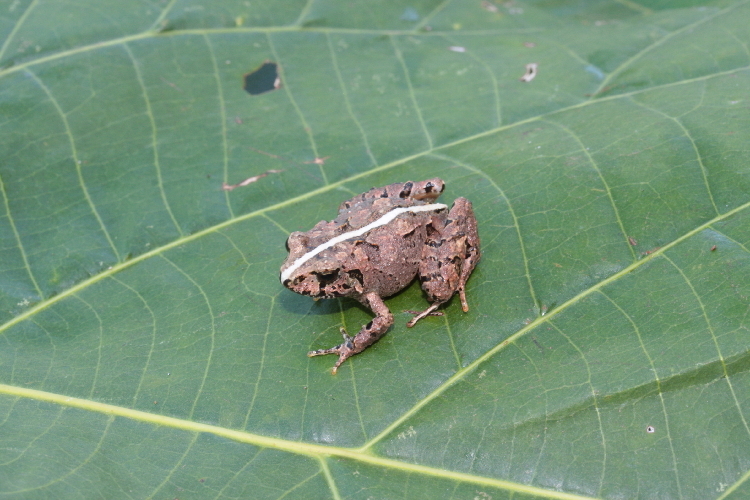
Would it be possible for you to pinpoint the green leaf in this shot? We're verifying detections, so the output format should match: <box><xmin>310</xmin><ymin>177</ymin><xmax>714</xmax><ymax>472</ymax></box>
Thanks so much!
<box><xmin>1</xmin><ymin>0</ymin><xmax>750</xmax><ymax>498</ymax></box>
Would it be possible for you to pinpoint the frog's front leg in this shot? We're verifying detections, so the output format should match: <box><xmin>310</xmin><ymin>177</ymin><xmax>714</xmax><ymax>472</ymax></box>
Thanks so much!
<box><xmin>307</xmin><ymin>292</ymin><xmax>393</xmax><ymax>374</ymax></box>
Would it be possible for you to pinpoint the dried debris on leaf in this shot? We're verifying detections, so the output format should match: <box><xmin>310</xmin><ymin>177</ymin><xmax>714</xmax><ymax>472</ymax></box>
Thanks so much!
<box><xmin>222</xmin><ymin>170</ymin><xmax>282</xmax><ymax>191</ymax></box>
<box><xmin>520</xmin><ymin>62</ymin><xmax>538</xmax><ymax>82</ymax></box>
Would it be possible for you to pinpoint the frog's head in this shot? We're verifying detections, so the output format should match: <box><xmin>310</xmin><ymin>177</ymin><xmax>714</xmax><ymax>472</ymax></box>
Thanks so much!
<box><xmin>402</xmin><ymin>178</ymin><xmax>445</xmax><ymax>202</ymax></box>
<box><xmin>280</xmin><ymin>232</ymin><xmax>360</xmax><ymax>299</ymax></box>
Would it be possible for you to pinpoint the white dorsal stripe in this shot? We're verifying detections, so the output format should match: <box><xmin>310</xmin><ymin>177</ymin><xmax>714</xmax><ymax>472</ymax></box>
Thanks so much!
<box><xmin>280</xmin><ymin>203</ymin><xmax>448</xmax><ymax>282</ymax></box>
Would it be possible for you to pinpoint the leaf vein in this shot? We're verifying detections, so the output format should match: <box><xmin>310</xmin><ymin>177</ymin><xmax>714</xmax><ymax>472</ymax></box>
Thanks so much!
<box><xmin>543</xmin><ymin>119</ymin><xmax>638</xmax><ymax>260</ymax></box>
<box><xmin>24</xmin><ymin>68</ymin><xmax>122</xmax><ymax>262</ymax></box>
<box><xmin>123</xmin><ymin>43</ymin><xmax>185</xmax><ymax>236</ymax></box>
<box><xmin>160</xmin><ymin>255</ymin><xmax>216</xmax><ymax>421</ymax></box>
<box><xmin>203</xmin><ymin>34</ymin><xmax>234</xmax><ymax>218</ymax></box>
<box><xmin>662</xmin><ymin>254</ymin><xmax>750</xmax><ymax>439</ymax></box>
<box><xmin>326</xmin><ymin>32</ymin><xmax>378</xmax><ymax>167</ymax></box>
<box><xmin>266</xmin><ymin>32</ymin><xmax>328</xmax><ymax>185</ymax></box>
<box><xmin>389</xmin><ymin>35</ymin><xmax>433</xmax><ymax>151</ymax></box>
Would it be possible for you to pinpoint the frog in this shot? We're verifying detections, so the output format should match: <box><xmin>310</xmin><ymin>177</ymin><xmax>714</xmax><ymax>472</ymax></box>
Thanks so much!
<box><xmin>280</xmin><ymin>178</ymin><xmax>480</xmax><ymax>373</ymax></box>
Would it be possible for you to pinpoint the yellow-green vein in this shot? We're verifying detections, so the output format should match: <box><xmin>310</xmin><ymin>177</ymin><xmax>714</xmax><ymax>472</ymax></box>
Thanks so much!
<box><xmin>266</xmin><ymin>32</ymin><xmax>328</xmax><ymax>185</ymax></box>
<box><xmin>109</xmin><ymin>275</ymin><xmax>158</xmax><ymax>408</ymax></box>
<box><xmin>242</xmin><ymin>296</ymin><xmax>276</xmax><ymax>430</ymax></box>
<box><xmin>203</xmin><ymin>34</ymin><xmax>234</xmax><ymax>218</ymax></box>
<box><xmin>628</xmin><ymin>97</ymin><xmax>719</xmax><ymax>216</ymax></box>
<box><xmin>24</xmin><ymin>68</ymin><xmax>122</xmax><ymax>262</ymax></box>
<box><xmin>359</xmin><ymin>199</ymin><xmax>750</xmax><ymax>451</ymax></box>
<box><xmin>0</xmin><ymin>0</ymin><xmax>39</xmax><ymax>62</ymax></box>
<box><xmin>160</xmin><ymin>255</ymin><xmax>217</xmax><ymax>421</ymax></box>
<box><xmin>430</xmin><ymin>152</ymin><xmax>540</xmax><ymax>313</ymax></box>
<box><xmin>594</xmin><ymin>0</ymin><xmax>749</xmax><ymax>96</ymax></box>
<box><xmin>542</xmin><ymin>119</ymin><xmax>637</xmax><ymax>261</ymax></box>
<box><xmin>550</xmin><ymin>322</ymin><xmax>608</xmax><ymax>497</ymax></box>
<box><xmin>389</xmin><ymin>35</ymin><xmax>433</xmax><ymax>151</ymax></box>
<box><xmin>123</xmin><ymin>43</ymin><xmax>184</xmax><ymax>237</ymax></box>
<box><xmin>0</xmin><ymin>383</ymin><xmax>598</xmax><ymax>500</ymax></box>
<box><xmin>326</xmin><ymin>32</ymin><xmax>378</xmax><ymax>167</ymax></box>
<box><xmin>662</xmin><ymin>253</ymin><xmax>750</xmax><ymax>438</ymax></box>
<box><xmin>0</xmin><ymin>169</ymin><xmax>43</xmax><ymax>300</ymax></box>
<box><xmin>598</xmin><ymin>289</ymin><xmax>683</xmax><ymax>500</ymax></box>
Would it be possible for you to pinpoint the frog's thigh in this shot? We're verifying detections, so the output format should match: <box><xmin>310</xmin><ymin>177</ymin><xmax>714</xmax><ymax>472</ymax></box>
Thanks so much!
<box><xmin>419</xmin><ymin>197</ymin><xmax>479</xmax><ymax>304</ymax></box>
<box><xmin>449</xmin><ymin>197</ymin><xmax>480</xmax><ymax>286</ymax></box>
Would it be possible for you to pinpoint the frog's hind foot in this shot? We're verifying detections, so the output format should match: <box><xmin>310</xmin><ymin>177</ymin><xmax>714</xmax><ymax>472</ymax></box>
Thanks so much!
<box><xmin>308</xmin><ymin>328</ymin><xmax>356</xmax><ymax>374</ymax></box>
<box><xmin>406</xmin><ymin>303</ymin><xmax>445</xmax><ymax>327</ymax></box>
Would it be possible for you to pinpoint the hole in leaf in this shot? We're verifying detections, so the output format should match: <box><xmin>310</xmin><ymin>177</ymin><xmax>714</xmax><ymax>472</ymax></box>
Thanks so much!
<box><xmin>243</xmin><ymin>61</ymin><xmax>281</xmax><ymax>95</ymax></box>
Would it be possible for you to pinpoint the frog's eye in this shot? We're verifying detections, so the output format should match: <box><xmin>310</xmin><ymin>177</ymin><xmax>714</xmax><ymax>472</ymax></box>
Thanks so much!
<box><xmin>399</xmin><ymin>182</ymin><xmax>414</xmax><ymax>198</ymax></box>
<box><xmin>286</xmin><ymin>231</ymin><xmax>309</xmax><ymax>251</ymax></box>
<box><xmin>424</xmin><ymin>180</ymin><xmax>443</xmax><ymax>194</ymax></box>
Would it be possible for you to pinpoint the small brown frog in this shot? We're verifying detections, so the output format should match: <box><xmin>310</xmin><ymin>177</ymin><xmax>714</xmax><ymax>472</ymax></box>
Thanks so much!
<box><xmin>280</xmin><ymin>179</ymin><xmax>480</xmax><ymax>373</ymax></box>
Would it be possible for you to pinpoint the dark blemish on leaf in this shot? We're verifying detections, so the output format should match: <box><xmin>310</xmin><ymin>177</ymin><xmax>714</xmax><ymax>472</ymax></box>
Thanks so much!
<box><xmin>243</xmin><ymin>61</ymin><xmax>281</xmax><ymax>95</ymax></box>
<box><xmin>532</xmin><ymin>337</ymin><xmax>545</xmax><ymax>351</ymax></box>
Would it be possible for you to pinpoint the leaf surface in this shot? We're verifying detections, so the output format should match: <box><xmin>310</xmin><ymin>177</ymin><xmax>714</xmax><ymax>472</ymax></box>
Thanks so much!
<box><xmin>1</xmin><ymin>0</ymin><xmax>750</xmax><ymax>498</ymax></box>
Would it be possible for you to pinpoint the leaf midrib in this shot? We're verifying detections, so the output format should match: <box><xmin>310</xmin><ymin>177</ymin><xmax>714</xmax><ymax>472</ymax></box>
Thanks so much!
<box><xmin>0</xmin><ymin>383</ymin><xmax>597</xmax><ymax>500</ymax></box>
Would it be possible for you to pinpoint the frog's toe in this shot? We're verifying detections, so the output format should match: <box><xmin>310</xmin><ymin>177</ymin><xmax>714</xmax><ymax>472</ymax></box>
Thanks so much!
<box><xmin>307</xmin><ymin>328</ymin><xmax>357</xmax><ymax>374</ymax></box>
<box><xmin>459</xmin><ymin>287</ymin><xmax>470</xmax><ymax>312</ymax></box>
<box><xmin>406</xmin><ymin>303</ymin><xmax>443</xmax><ymax>327</ymax></box>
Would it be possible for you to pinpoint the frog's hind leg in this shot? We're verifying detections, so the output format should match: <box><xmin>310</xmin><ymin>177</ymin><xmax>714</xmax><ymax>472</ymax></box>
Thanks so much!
<box><xmin>453</xmin><ymin>198</ymin><xmax>480</xmax><ymax>312</ymax></box>
<box><xmin>411</xmin><ymin>197</ymin><xmax>480</xmax><ymax>326</ymax></box>
<box><xmin>307</xmin><ymin>292</ymin><xmax>393</xmax><ymax>374</ymax></box>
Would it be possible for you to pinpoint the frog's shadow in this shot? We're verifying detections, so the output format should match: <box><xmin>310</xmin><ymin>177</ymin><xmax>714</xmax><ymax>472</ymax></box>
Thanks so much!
<box><xmin>278</xmin><ymin>279</ymin><xmax>447</xmax><ymax>322</ymax></box>
<box><xmin>278</xmin><ymin>287</ymin><xmax>365</xmax><ymax>318</ymax></box>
